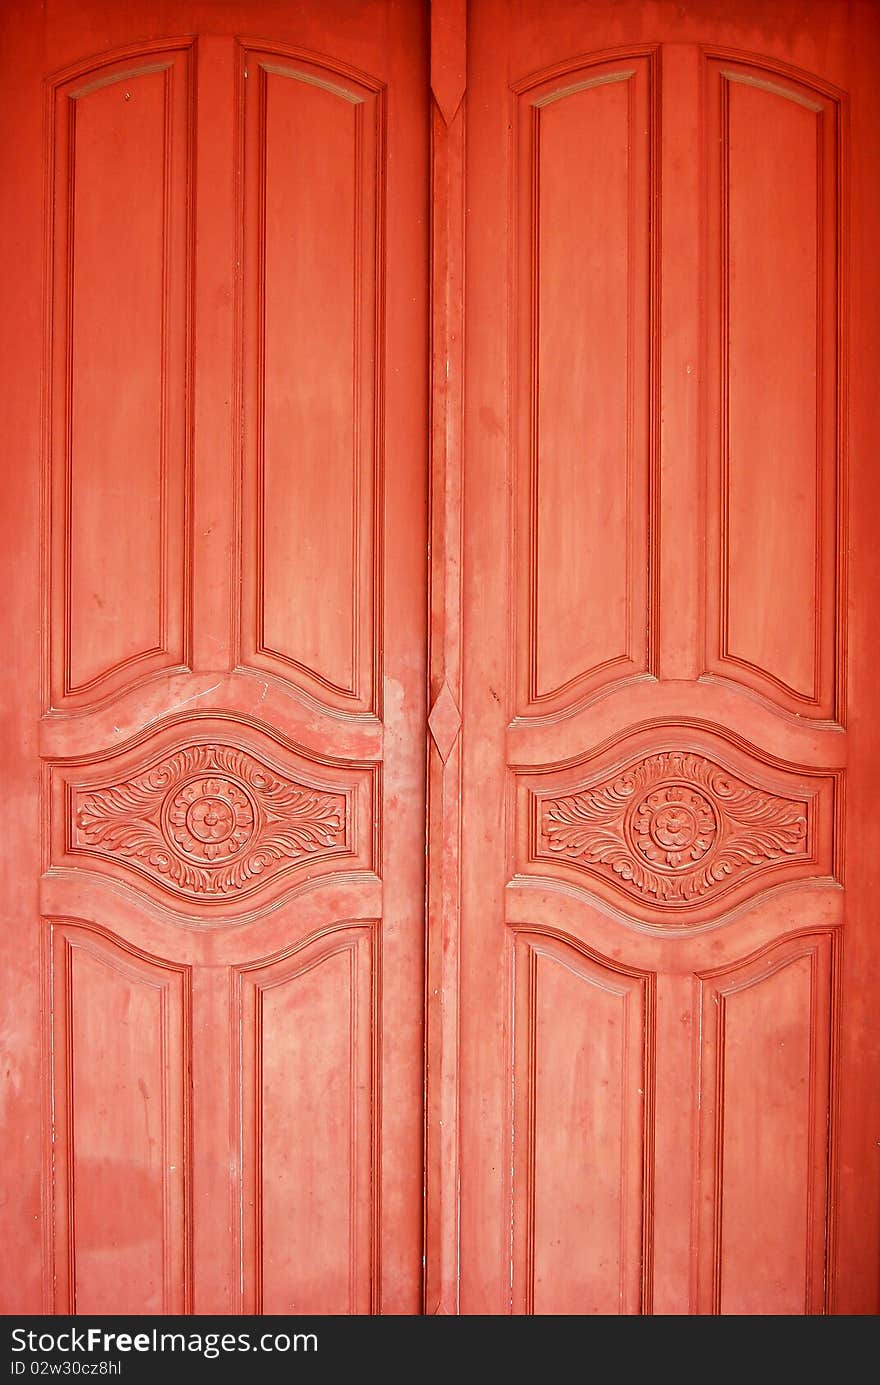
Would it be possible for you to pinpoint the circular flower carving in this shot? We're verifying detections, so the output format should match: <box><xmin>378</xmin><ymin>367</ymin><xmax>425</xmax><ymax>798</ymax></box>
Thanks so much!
<box><xmin>626</xmin><ymin>784</ymin><xmax>718</xmax><ymax>870</ymax></box>
<box><xmin>163</xmin><ymin>776</ymin><xmax>256</xmax><ymax>862</ymax></box>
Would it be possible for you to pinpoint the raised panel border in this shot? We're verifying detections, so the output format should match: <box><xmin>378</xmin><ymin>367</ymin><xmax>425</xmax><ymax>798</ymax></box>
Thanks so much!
<box><xmin>702</xmin><ymin>48</ymin><xmax>847</xmax><ymax>723</ymax></box>
<box><xmin>509</xmin><ymin>925</ymin><xmax>655</xmax><ymax>1314</ymax></box>
<box><xmin>43</xmin><ymin>41</ymin><xmax>195</xmax><ymax>713</ymax></box>
<box><xmin>693</xmin><ymin>927</ymin><xmax>840</xmax><ymax>1314</ymax></box>
<box><xmin>233</xmin><ymin>921</ymin><xmax>378</xmax><ymax>1314</ymax></box>
<box><xmin>235</xmin><ymin>42</ymin><xmax>387</xmax><ymax>716</ymax></box>
<box><xmin>45</xmin><ymin>918</ymin><xmax>193</xmax><ymax>1314</ymax></box>
<box><xmin>511</xmin><ymin>46</ymin><xmax>660</xmax><ymax>721</ymax></box>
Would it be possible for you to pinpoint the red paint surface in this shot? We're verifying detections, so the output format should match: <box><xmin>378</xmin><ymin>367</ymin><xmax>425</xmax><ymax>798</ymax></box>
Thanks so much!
<box><xmin>1</xmin><ymin>0</ymin><xmax>878</xmax><ymax>1317</ymax></box>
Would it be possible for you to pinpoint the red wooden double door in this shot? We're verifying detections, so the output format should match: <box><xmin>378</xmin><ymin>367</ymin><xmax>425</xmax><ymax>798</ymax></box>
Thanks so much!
<box><xmin>2</xmin><ymin>0</ymin><xmax>879</xmax><ymax>1315</ymax></box>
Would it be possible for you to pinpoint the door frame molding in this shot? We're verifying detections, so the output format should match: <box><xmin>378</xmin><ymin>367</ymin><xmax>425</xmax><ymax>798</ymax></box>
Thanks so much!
<box><xmin>425</xmin><ymin>0</ymin><xmax>466</xmax><ymax>1317</ymax></box>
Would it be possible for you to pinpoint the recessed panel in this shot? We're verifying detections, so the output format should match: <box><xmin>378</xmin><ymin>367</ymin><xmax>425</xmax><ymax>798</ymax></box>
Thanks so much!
<box><xmin>49</xmin><ymin>51</ymin><xmax>191</xmax><ymax>705</ymax></box>
<box><xmin>237</xmin><ymin>927</ymin><xmax>374</xmax><ymax>1313</ymax></box>
<box><xmin>697</xmin><ymin>932</ymin><xmax>834</xmax><ymax>1314</ymax></box>
<box><xmin>49</xmin><ymin>924</ymin><xmax>190</xmax><ymax>1313</ymax></box>
<box><xmin>706</xmin><ymin>64</ymin><xmax>841</xmax><ymax>714</ymax></box>
<box><xmin>516</xmin><ymin>60</ymin><xmax>654</xmax><ymax>713</ymax></box>
<box><xmin>240</xmin><ymin>56</ymin><xmax>381</xmax><ymax>709</ymax></box>
<box><xmin>512</xmin><ymin>932</ymin><xmax>650</xmax><ymax>1313</ymax></box>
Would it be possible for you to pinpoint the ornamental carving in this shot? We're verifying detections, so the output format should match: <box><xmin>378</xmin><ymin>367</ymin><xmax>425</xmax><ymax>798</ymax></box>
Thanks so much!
<box><xmin>73</xmin><ymin>743</ymin><xmax>349</xmax><ymax>899</ymax></box>
<box><xmin>536</xmin><ymin>751</ymin><xmax>809</xmax><ymax>908</ymax></box>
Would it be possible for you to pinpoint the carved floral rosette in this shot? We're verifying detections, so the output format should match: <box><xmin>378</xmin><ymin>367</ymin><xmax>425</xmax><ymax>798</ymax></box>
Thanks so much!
<box><xmin>535</xmin><ymin>750</ymin><xmax>811</xmax><ymax>909</ymax></box>
<box><xmin>72</xmin><ymin>742</ymin><xmax>350</xmax><ymax>899</ymax></box>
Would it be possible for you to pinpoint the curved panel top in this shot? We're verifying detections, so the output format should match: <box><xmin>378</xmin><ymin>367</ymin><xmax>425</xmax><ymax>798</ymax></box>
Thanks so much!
<box><xmin>511</xmin><ymin>43</ymin><xmax>660</xmax><ymax>98</ymax></box>
<box><xmin>511</xmin><ymin>51</ymin><xmax>657</xmax><ymax>719</ymax></box>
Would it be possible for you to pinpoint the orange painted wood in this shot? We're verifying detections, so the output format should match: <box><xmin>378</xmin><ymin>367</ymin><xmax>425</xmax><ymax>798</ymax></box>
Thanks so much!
<box><xmin>425</xmin><ymin>0</ymin><xmax>467</xmax><ymax>1317</ymax></box>
<box><xmin>0</xmin><ymin>0</ymin><xmax>427</xmax><ymax>1315</ymax></box>
<box><xmin>2</xmin><ymin>0</ymin><xmax>880</xmax><ymax>1320</ymax></box>
<box><xmin>461</xmin><ymin>0</ymin><xmax>880</xmax><ymax>1316</ymax></box>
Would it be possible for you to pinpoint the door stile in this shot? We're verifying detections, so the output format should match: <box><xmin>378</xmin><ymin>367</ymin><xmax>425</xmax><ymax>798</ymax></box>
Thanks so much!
<box><xmin>424</xmin><ymin>0</ymin><xmax>466</xmax><ymax>1317</ymax></box>
<box><xmin>657</xmin><ymin>44</ymin><xmax>703</xmax><ymax>684</ymax></box>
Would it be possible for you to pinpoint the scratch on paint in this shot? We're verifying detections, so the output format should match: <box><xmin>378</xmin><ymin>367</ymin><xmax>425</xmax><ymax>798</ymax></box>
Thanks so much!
<box><xmin>140</xmin><ymin>682</ymin><xmax>223</xmax><ymax>730</ymax></box>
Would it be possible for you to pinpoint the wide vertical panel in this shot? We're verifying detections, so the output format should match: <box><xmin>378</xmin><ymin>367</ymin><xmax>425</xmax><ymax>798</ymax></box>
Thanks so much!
<box><xmin>48</xmin><ymin>48</ymin><xmax>192</xmax><ymax>707</ymax></box>
<box><xmin>515</xmin><ymin>57</ymin><xmax>655</xmax><ymax>715</ymax></box>
<box><xmin>705</xmin><ymin>62</ymin><xmax>842</xmax><ymax>716</ymax></box>
<box><xmin>696</xmin><ymin>932</ymin><xmax>835</xmax><ymax>1314</ymax></box>
<box><xmin>512</xmin><ymin>932</ymin><xmax>651</xmax><ymax>1314</ymax></box>
<box><xmin>240</xmin><ymin>54</ymin><xmax>381</xmax><ymax>711</ymax></box>
<box><xmin>238</xmin><ymin>926</ymin><xmax>374</xmax><ymax>1314</ymax></box>
<box><xmin>49</xmin><ymin>923</ymin><xmax>191</xmax><ymax>1314</ymax></box>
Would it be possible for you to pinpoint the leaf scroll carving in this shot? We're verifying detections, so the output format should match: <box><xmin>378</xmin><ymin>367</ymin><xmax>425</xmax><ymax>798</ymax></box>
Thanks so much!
<box><xmin>73</xmin><ymin>742</ymin><xmax>349</xmax><ymax>899</ymax></box>
<box><xmin>536</xmin><ymin>751</ymin><xmax>810</xmax><ymax>908</ymax></box>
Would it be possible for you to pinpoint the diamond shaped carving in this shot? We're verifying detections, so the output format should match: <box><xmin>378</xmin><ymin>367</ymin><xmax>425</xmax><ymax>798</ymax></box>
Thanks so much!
<box><xmin>428</xmin><ymin>680</ymin><xmax>462</xmax><ymax>763</ymax></box>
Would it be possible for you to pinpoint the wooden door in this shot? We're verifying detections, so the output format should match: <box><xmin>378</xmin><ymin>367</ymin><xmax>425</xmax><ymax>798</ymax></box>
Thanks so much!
<box><xmin>456</xmin><ymin>0</ymin><xmax>880</xmax><ymax>1314</ymax></box>
<box><xmin>3</xmin><ymin>0</ymin><xmax>879</xmax><ymax>1321</ymax></box>
<box><xmin>0</xmin><ymin>1</ymin><xmax>428</xmax><ymax>1313</ymax></box>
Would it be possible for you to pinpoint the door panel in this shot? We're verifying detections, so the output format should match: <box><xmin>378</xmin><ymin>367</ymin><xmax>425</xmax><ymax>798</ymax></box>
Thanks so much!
<box><xmin>2</xmin><ymin>0</ymin><xmax>878</xmax><ymax>1320</ymax></box>
<box><xmin>239</xmin><ymin>47</ymin><xmax>384</xmax><ymax>707</ymax></box>
<box><xmin>0</xmin><ymin>0</ymin><xmax>427</xmax><ymax>1315</ymax></box>
<box><xmin>461</xmin><ymin>0</ymin><xmax>880</xmax><ymax>1315</ymax></box>
<box><xmin>514</xmin><ymin>53</ymin><xmax>654</xmax><ymax>711</ymax></box>
<box><xmin>694</xmin><ymin>931</ymin><xmax>835</xmax><ymax>1316</ymax></box>
<box><xmin>49</xmin><ymin>923</ymin><xmax>191</xmax><ymax>1315</ymax></box>
<box><xmin>510</xmin><ymin>931</ymin><xmax>651</xmax><ymax>1316</ymax></box>
<box><xmin>49</xmin><ymin>43</ymin><xmax>192</xmax><ymax>707</ymax></box>
<box><xmin>703</xmin><ymin>56</ymin><xmax>842</xmax><ymax>714</ymax></box>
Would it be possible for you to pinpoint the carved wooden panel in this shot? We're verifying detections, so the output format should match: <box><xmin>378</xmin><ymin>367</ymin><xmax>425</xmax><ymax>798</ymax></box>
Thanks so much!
<box><xmin>695</xmin><ymin>931</ymin><xmax>836</xmax><ymax>1314</ymax></box>
<box><xmin>239</xmin><ymin>49</ymin><xmax>383</xmax><ymax>711</ymax></box>
<box><xmin>514</xmin><ymin>55</ymin><xmax>656</xmax><ymax>716</ymax></box>
<box><xmin>51</xmin><ymin>723</ymin><xmax>375</xmax><ymax>912</ymax></box>
<box><xmin>518</xmin><ymin>728</ymin><xmax>837</xmax><ymax>920</ymax></box>
<box><xmin>704</xmin><ymin>59</ymin><xmax>843</xmax><ymax>717</ymax></box>
<box><xmin>47</xmin><ymin>46</ymin><xmax>193</xmax><ymax>709</ymax></box>
<box><xmin>236</xmin><ymin>925</ymin><xmax>375</xmax><ymax>1313</ymax></box>
<box><xmin>48</xmin><ymin>921</ymin><xmax>191</xmax><ymax>1313</ymax></box>
<box><xmin>511</xmin><ymin>930</ymin><xmax>652</xmax><ymax>1313</ymax></box>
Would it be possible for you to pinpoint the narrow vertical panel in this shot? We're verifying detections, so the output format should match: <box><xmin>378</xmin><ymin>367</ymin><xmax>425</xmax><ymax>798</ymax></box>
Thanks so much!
<box><xmin>49</xmin><ymin>923</ymin><xmax>191</xmax><ymax>1314</ymax></box>
<box><xmin>238</xmin><ymin>926</ymin><xmax>374</xmax><ymax>1314</ymax></box>
<box><xmin>515</xmin><ymin>58</ymin><xmax>654</xmax><ymax>714</ymax></box>
<box><xmin>240</xmin><ymin>53</ymin><xmax>381</xmax><ymax>710</ymax></box>
<box><xmin>512</xmin><ymin>932</ymin><xmax>651</xmax><ymax>1314</ymax></box>
<box><xmin>705</xmin><ymin>62</ymin><xmax>841</xmax><ymax>716</ymax></box>
<box><xmin>697</xmin><ymin>932</ymin><xmax>834</xmax><ymax>1314</ymax></box>
<box><xmin>49</xmin><ymin>49</ymin><xmax>192</xmax><ymax>706</ymax></box>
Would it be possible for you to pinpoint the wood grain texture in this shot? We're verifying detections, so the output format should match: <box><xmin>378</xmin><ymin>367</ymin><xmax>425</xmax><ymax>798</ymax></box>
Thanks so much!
<box><xmin>424</xmin><ymin>0</ymin><xmax>467</xmax><ymax>1316</ymax></box>
<box><xmin>2</xmin><ymin>0</ymin><xmax>879</xmax><ymax>1321</ymax></box>
<box><xmin>47</xmin><ymin>921</ymin><xmax>191</xmax><ymax>1314</ymax></box>
<box><xmin>695</xmin><ymin>930</ymin><xmax>837</xmax><ymax>1314</ymax></box>
<box><xmin>236</xmin><ymin>924</ymin><xmax>376</xmax><ymax>1313</ymax></box>
<box><xmin>46</xmin><ymin>45</ymin><xmax>193</xmax><ymax>710</ymax></box>
<box><xmin>510</xmin><ymin>930</ymin><xmax>653</xmax><ymax>1314</ymax></box>
<box><xmin>238</xmin><ymin>47</ymin><xmax>384</xmax><ymax>712</ymax></box>
<box><xmin>514</xmin><ymin>53</ymin><xmax>658</xmax><ymax>715</ymax></box>
<box><xmin>704</xmin><ymin>56</ymin><xmax>844</xmax><ymax>718</ymax></box>
<box><xmin>3</xmin><ymin>5</ymin><xmax>428</xmax><ymax>1318</ymax></box>
<box><xmin>460</xmin><ymin>0</ymin><xmax>873</xmax><ymax>1318</ymax></box>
